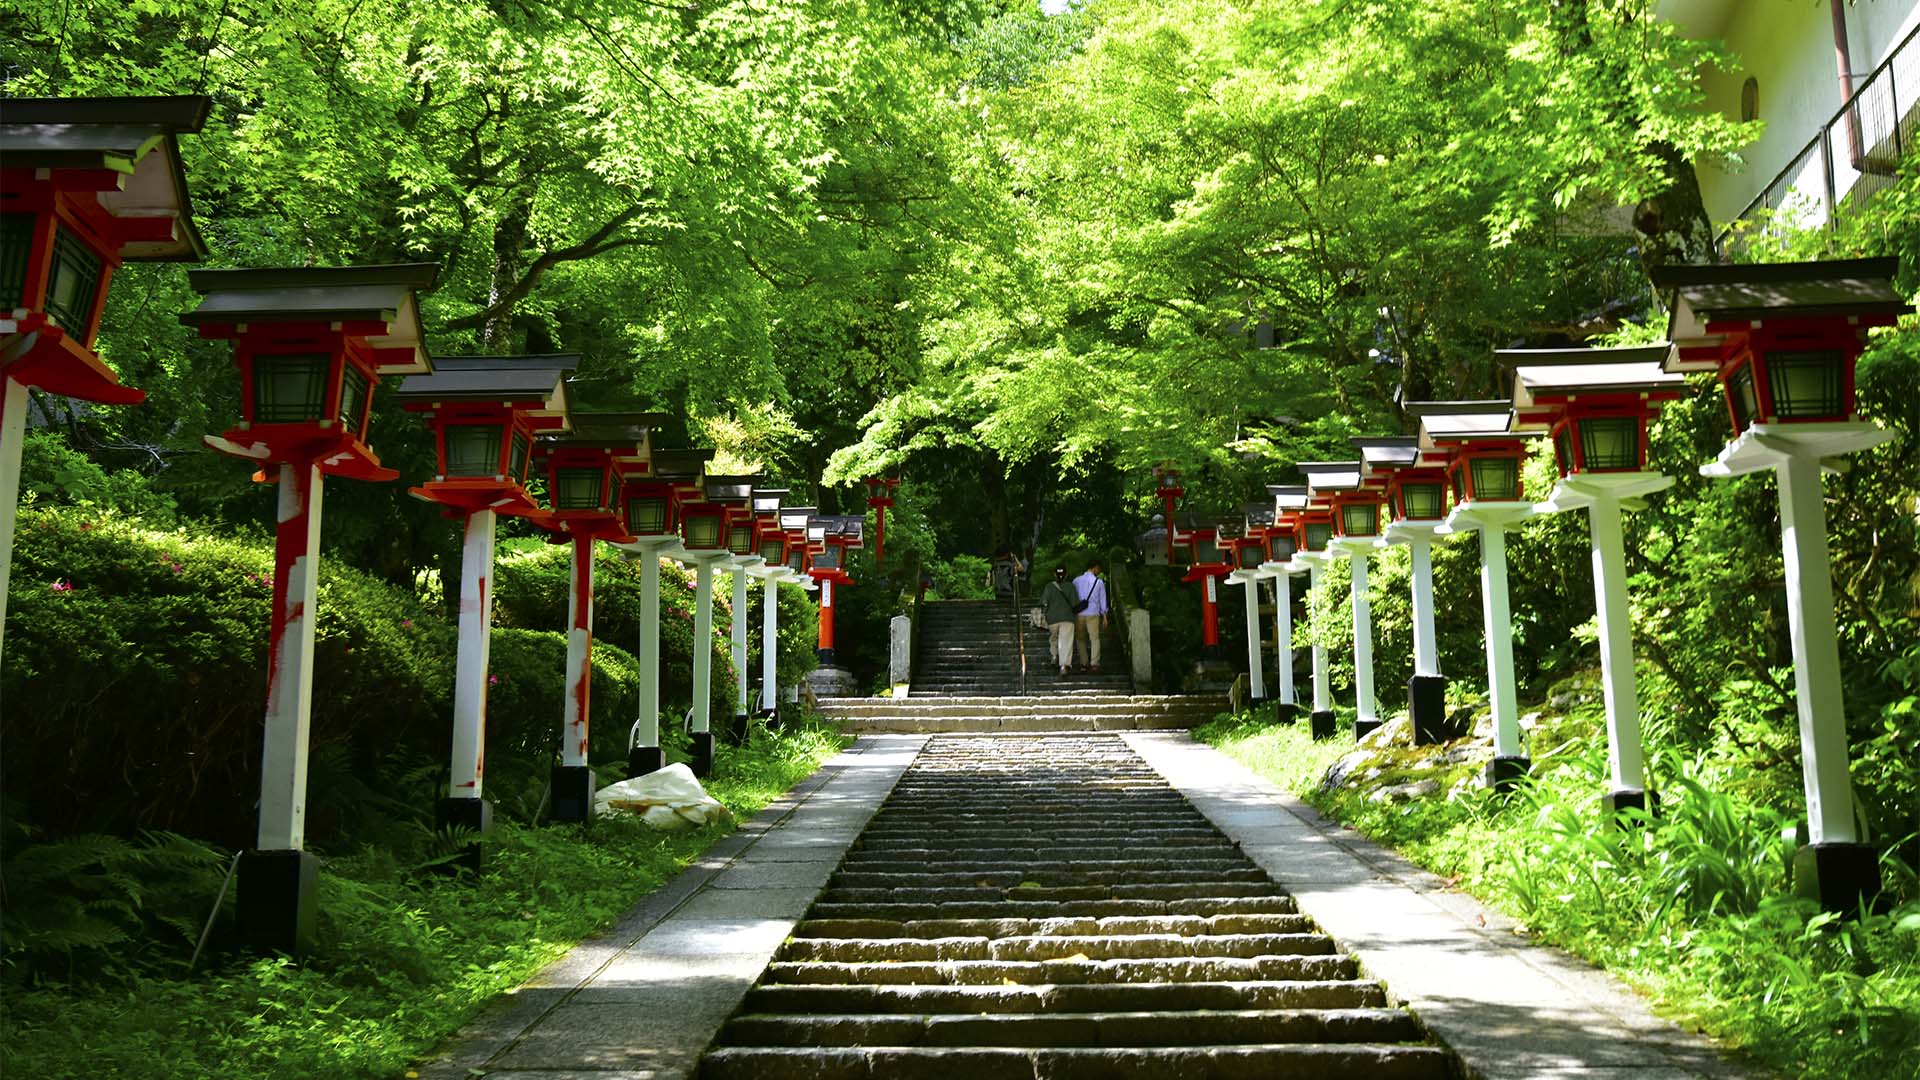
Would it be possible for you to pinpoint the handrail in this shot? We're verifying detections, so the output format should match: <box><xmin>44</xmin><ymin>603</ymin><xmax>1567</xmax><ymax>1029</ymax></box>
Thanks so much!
<box><xmin>1011</xmin><ymin>586</ymin><xmax>1028</xmax><ymax>695</ymax></box>
<box><xmin>1721</xmin><ymin>18</ymin><xmax>1920</xmax><ymax>248</ymax></box>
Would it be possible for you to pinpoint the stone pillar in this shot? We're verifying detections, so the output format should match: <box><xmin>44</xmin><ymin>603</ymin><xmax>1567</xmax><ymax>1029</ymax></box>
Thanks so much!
<box><xmin>889</xmin><ymin>614</ymin><xmax>912</xmax><ymax>694</ymax></box>
<box><xmin>1407</xmin><ymin>534</ymin><xmax>1448</xmax><ymax>744</ymax></box>
<box><xmin>438</xmin><ymin>508</ymin><xmax>496</xmax><ymax>857</ymax></box>
<box><xmin>1479</xmin><ymin>527</ymin><xmax>1528</xmax><ymax>792</ymax></box>
<box><xmin>760</xmin><ymin>573</ymin><xmax>780</xmax><ymax>717</ymax></box>
<box><xmin>0</xmin><ymin>376</ymin><xmax>25</xmax><ymax>667</ymax></box>
<box><xmin>1308</xmin><ymin>563</ymin><xmax>1334</xmax><ymax>739</ymax></box>
<box><xmin>690</xmin><ymin>557</ymin><xmax>717</xmax><ymax>777</ymax></box>
<box><xmin>729</xmin><ymin>563</ymin><xmax>751</xmax><ymax>742</ymax></box>
<box><xmin>1273</xmin><ymin>573</ymin><xmax>1296</xmax><ymax>717</ymax></box>
<box><xmin>1589</xmin><ymin>496</ymin><xmax>1649</xmax><ymax>814</ymax></box>
<box><xmin>1241</xmin><ymin>578</ymin><xmax>1267</xmax><ymax>703</ymax></box>
<box><xmin>551</xmin><ymin>535</ymin><xmax>597</xmax><ymax>823</ymax></box>
<box><xmin>1349</xmin><ymin>551</ymin><xmax>1378</xmax><ymax>739</ymax></box>
<box><xmin>629</xmin><ymin>544</ymin><xmax>666</xmax><ymax>777</ymax></box>
<box><xmin>1127</xmin><ymin>607</ymin><xmax>1152</xmax><ymax>689</ymax></box>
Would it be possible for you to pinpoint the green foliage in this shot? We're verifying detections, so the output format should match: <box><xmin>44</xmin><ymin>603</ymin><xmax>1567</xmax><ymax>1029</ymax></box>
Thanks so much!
<box><xmin>1200</xmin><ymin>719</ymin><xmax>1920</xmax><ymax>1080</ymax></box>
<box><xmin>18</xmin><ymin>432</ymin><xmax>178</xmax><ymax>523</ymax></box>
<box><xmin>0</xmin><ymin>722</ymin><xmax>847</xmax><ymax>1080</ymax></box>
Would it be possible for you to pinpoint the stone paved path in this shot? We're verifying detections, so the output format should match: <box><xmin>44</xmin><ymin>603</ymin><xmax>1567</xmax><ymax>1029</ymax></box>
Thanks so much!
<box><xmin>417</xmin><ymin>730</ymin><xmax>1763</xmax><ymax>1080</ymax></box>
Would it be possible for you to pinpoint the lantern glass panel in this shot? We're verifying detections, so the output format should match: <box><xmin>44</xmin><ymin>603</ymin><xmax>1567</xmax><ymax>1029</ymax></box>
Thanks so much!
<box><xmin>1196</xmin><ymin>538</ymin><xmax>1222</xmax><ymax>565</ymax></box>
<box><xmin>445</xmin><ymin>423</ymin><xmax>503</xmax><ymax>477</ymax></box>
<box><xmin>786</xmin><ymin>547</ymin><xmax>806</xmax><ymax>573</ymax></box>
<box><xmin>1728</xmin><ymin>363</ymin><xmax>1759</xmax><ymax>431</ymax></box>
<box><xmin>684</xmin><ymin>513</ymin><xmax>724</xmax><ymax>549</ymax></box>
<box><xmin>554</xmin><ymin>467</ymin><xmax>605</xmax><ymax>510</ymax></box>
<box><xmin>1469</xmin><ymin>457</ymin><xmax>1520</xmax><ymax>502</ymax></box>
<box><xmin>1270</xmin><ymin>532</ymin><xmax>1298</xmax><ymax>559</ymax></box>
<box><xmin>1578</xmin><ymin>416</ymin><xmax>1639</xmax><ymax>471</ymax></box>
<box><xmin>0</xmin><ymin>214</ymin><xmax>32</xmax><ymax>307</ymax></box>
<box><xmin>1304</xmin><ymin>521</ymin><xmax>1333</xmax><ymax>550</ymax></box>
<box><xmin>252</xmin><ymin>354</ymin><xmax>331</xmax><ymax>424</ymax></box>
<box><xmin>759</xmin><ymin>538</ymin><xmax>786</xmax><ymax>564</ymax></box>
<box><xmin>728</xmin><ymin>524</ymin><xmax>755</xmax><ymax>555</ymax></box>
<box><xmin>1766</xmin><ymin>350</ymin><xmax>1845</xmax><ymax>419</ymax></box>
<box><xmin>509</xmin><ymin>431</ymin><xmax>529</xmax><ymax>482</ymax></box>
<box><xmin>1400</xmin><ymin>481</ymin><xmax>1444</xmax><ymax>521</ymax></box>
<box><xmin>1341</xmin><ymin>502</ymin><xmax>1380</xmax><ymax>536</ymax></box>
<box><xmin>337</xmin><ymin>364</ymin><xmax>370</xmax><ymax>435</ymax></box>
<box><xmin>814</xmin><ymin>545</ymin><xmax>842</xmax><ymax>570</ymax></box>
<box><xmin>1171</xmin><ymin>542</ymin><xmax>1193</xmax><ymax>567</ymax></box>
<box><xmin>44</xmin><ymin>229</ymin><xmax>102</xmax><ymax>333</ymax></box>
<box><xmin>624</xmin><ymin>494</ymin><xmax>670</xmax><ymax>535</ymax></box>
<box><xmin>1449</xmin><ymin>467</ymin><xmax>1465</xmax><ymax>505</ymax></box>
<box><xmin>1554</xmin><ymin>427</ymin><xmax>1574</xmax><ymax>474</ymax></box>
<box><xmin>1237</xmin><ymin>542</ymin><xmax>1263</xmax><ymax>569</ymax></box>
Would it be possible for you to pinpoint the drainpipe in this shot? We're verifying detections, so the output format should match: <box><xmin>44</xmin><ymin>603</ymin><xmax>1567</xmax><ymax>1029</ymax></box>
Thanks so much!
<box><xmin>1833</xmin><ymin>0</ymin><xmax>1864</xmax><ymax>165</ymax></box>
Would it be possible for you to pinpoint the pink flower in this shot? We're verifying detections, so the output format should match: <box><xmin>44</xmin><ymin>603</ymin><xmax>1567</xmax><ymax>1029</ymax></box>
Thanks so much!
<box><xmin>488</xmin><ymin>674</ymin><xmax>501</xmax><ymax>686</ymax></box>
<box><xmin>49</xmin><ymin>580</ymin><xmax>72</xmax><ymax>593</ymax></box>
<box><xmin>402</xmin><ymin>619</ymin><xmax>414</xmax><ymax>628</ymax></box>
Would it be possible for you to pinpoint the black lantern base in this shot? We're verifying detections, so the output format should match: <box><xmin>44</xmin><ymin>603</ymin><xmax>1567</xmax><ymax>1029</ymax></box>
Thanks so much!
<box><xmin>1353</xmin><ymin>716</ymin><xmax>1383</xmax><ymax>740</ymax></box>
<box><xmin>1309</xmin><ymin>710</ymin><xmax>1337</xmax><ymax>740</ymax></box>
<box><xmin>237</xmin><ymin>849</ymin><xmax>321</xmax><ymax>958</ymax></box>
<box><xmin>817</xmin><ymin>646</ymin><xmax>837</xmax><ymax>666</ymax></box>
<box><xmin>1604</xmin><ymin>787</ymin><xmax>1658</xmax><ymax>821</ymax></box>
<box><xmin>550</xmin><ymin>765</ymin><xmax>597</xmax><ymax>824</ymax></box>
<box><xmin>1793</xmin><ymin>842</ymin><xmax>1883</xmax><ymax>915</ymax></box>
<box><xmin>1201</xmin><ymin>643</ymin><xmax>1222</xmax><ymax>662</ymax></box>
<box><xmin>727</xmin><ymin>711</ymin><xmax>750</xmax><ymax>744</ymax></box>
<box><xmin>690</xmin><ymin>732</ymin><xmax>715</xmax><ymax>778</ymax></box>
<box><xmin>629</xmin><ymin>745</ymin><xmax>666</xmax><ymax>778</ymax></box>
<box><xmin>1272</xmin><ymin>701</ymin><xmax>1300</xmax><ymax>725</ymax></box>
<box><xmin>1482</xmin><ymin>756</ymin><xmax>1530</xmax><ymax>793</ymax></box>
<box><xmin>433</xmin><ymin>797</ymin><xmax>494</xmax><ymax>872</ymax></box>
<box><xmin>1409</xmin><ymin>675</ymin><xmax>1450</xmax><ymax>744</ymax></box>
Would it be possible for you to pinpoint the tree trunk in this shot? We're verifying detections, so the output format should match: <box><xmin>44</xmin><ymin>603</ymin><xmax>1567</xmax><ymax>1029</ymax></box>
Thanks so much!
<box><xmin>484</xmin><ymin>162</ymin><xmax>539</xmax><ymax>352</ymax></box>
<box><xmin>1634</xmin><ymin>141</ymin><xmax>1720</xmax><ymax>273</ymax></box>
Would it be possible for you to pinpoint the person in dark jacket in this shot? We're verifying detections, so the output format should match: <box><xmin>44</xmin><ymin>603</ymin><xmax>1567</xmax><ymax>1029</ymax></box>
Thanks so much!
<box><xmin>1038</xmin><ymin>565</ymin><xmax>1079</xmax><ymax>676</ymax></box>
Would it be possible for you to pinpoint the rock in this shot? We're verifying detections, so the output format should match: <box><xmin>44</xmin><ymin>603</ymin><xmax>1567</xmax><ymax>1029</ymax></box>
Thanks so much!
<box><xmin>1360</xmin><ymin>714</ymin><xmax>1413</xmax><ymax>749</ymax></box>
<box><xmin>1369</xmin><ymin>779</ymin><xmax>1442</xmax><ymax>804</ymax></box>
<box><xmin>1519</xmin><ymin>710</ymin><xmax>1542</xmax><ymax>729</ymax></box>
<box><xmin>1318</xmin><ymin>749</ymin><xmax>1374</xmax><ymax>794</ymax></box>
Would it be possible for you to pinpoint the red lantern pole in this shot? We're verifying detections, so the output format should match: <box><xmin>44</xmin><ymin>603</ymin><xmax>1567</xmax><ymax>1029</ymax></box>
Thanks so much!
<box><xmin>1200</xmin><ymin>572</ymin><xmax>1221</xmax><ymax>655</ymax></box>
<box><xmin>818</xmin><ymin>577</ymin><xmax>837</xmax><ymax>659</ymax></box>
<box><xmin>261</xmin><ymin>462</ymin><xmax>323</xmax><ymax>854</ymax></box>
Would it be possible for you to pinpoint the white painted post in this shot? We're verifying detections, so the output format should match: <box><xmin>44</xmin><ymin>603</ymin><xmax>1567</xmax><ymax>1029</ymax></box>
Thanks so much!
<box><xmin>1588</xmin><ymin>496</ymin><xmax>1646</xmax><ymax>796</ymax></box>
<box><xmin>1778</xmin><ymin>452</ymin><xmax>1858</xmax><ymax>845</ymax></box>
<box><xmin>1480</xmin><ymin>528</ymin><xmax>1521</xmax><ymax>759</ymax></box>
<box><xmin>1309</xmin><ymin>564</ymin><xmax>1330</xmax><ymax>715</ymax></box>
<box><xmin>0</xmin><ymin>376</ymin><xmax>26</xmax><ymax>668</ymax></box>
<box><xmin>448</xmin><ymin>509</ymin><xmax>495</xmax><ymax>799</ymax></box>
<box><xmin>692</xmin><ymin>559</ymin><xmax>715</xmax><ymax>737</ymax></box>
<box><xmin>636</xmin><ymin>546</ymin><xmax>662</xmax><ymax>750</ymax></box>
<box><xmin>1242</xmin><ymin>578</ymin><xmax>1267</xmax><ymax>701</ymax></box>
<box><xmin>761</xmin><ymin>574</ymin><xmax>779</xmax><ymax>712</ymax></box>
<box><xmin>259</xmin><ymin>463</ymin><xmax>324</xmax><ymax>851</ymax></box>
<box><xmin>730</xmin><ymin>563</ymin><xmax>750</xmax><ymax>730</ymax></box>
<box><xmin>1274</xmin><ymin>573</ymin><xmax>1295</xmax><ymax>706</ymax></box>
<box><xmin>1410</xmin><ymin>536</ymin><xmax>1439</xmax><ymax>677</ymax></box>
<box><xmin>560</xmin><ymin>537</ymin><xmax>594</xmax><ymax>768</ymax></box>
<box><xmin>1351</xmin><ymin>552</ymin><xmax>1376</xmax><ymax>728</ymax></box>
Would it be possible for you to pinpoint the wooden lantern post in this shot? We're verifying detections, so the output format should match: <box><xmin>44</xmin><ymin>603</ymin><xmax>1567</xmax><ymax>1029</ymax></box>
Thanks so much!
<box><xmin>676</xmin><ymin>474</ymin><xmax>752</xmax><ymax>777</ymax></box>
<box><xmin>1414</xmin><ymin>401</ymin><xmax>1535</xmax><ymax>792</ymax></box>
<box><xmin>1261</xmin><ymin>486</ymin><xmax>1311</xmax><ymax>720</ymax></box>
<box><xmin>1286</xmin><ymin>492</ymin><xmax>1340</xmax><ymax>739</ymax></box>
<box><xmin>1227</xmin><ymin>504</ymin><xmax>1277</xmax><ymax>708</ymax></box>
<box><xmin>532</xmin><ymin>417</ymin><xmax>653</xmax><ymax>819</ymax></box>
<box><xmin>1304</xmin><ymin>461</ymin><xmax>1388</xmax><ymax>739</ymax></box>
<box><xmin>182</xmin><ymin>262</ymin><xmax>439</xmax><ymax>956</ymax></box>
<box><xmin>718</xmin><ymin>478</ymin><xmax>767</xmax><ymax>745</ymax></box>
<box><xmin>864</xmin><ymin>475</ymin><xmax>898</xmax><ymax>565</ymax></box>
<box><xmin>1655</xmin><ymin>257</ymin><xmax>1909</xmax><ymax>912</ymax></box>
<box><xmin>804</xmin><ymin>515</ymin><xmax>863</xmax><ymax>699</ymax></box>
<box><xmin>743</xmin><ymin>496</ymin><xmax>798</xmax><ymax>723</ymax></box>
<box><xmin>617</xmin><ymin>448</ymin><xmax>711</xmax><ymax>776</ymax></box>
<box><xmin>0</xmin><ymin>96</ymin><xmax>208</xmax><ymax>664</ymax></box>
<box><xmin>765</xmin><ymin>506</ymin><xmax>816</xmax><ymax>723</ymax></box>
<box><xmin>1368</xmin><ymin>436</ymin><xmax>1452</xmax><ymax>743</ymax></box>
<box><xmin>394</xmin><ymin>355</ymin><xmax>578</xmax><ymax>855</ymax></box>
<box><xmin>1507</xmin><ymin>346</ymin><xmax>1686</xmax><ymax>814</ymax></box>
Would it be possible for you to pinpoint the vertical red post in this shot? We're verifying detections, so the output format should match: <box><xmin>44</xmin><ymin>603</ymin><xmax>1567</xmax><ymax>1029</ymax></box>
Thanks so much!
<box><xmin>818</xmin><ymin>577</ymin><xmax>836</xmax><ymax>660</ymax></box>
<box><xmin>1201</xmin><ymin>572</ymin><xmax>1221</xmax><ymax>659</ymax></box>
<box><xmin>874</xmin><ymin>504</ymin><xmax>887</xmax><ymax>565</ymax></box>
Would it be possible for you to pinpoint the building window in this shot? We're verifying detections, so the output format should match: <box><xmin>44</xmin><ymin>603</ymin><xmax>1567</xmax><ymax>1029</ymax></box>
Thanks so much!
<box><xmin>1740</xmin><ymin>77</ymin><xmax>1759</xmax><ymax>123</ymax></box>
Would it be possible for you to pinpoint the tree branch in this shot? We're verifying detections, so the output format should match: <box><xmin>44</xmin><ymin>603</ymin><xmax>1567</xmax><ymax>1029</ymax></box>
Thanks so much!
<box><xmin>442</xmin><ymin>207</ymin><xmax>658</xmax><ymax>331</ymax></box>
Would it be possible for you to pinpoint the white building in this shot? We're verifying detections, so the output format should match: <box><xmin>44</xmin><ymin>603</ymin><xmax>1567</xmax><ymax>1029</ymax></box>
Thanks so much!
<box><xmin>1658</xmin><ymin>0</ymin><xmax>1920</xmax><ymax>232</ymax></box>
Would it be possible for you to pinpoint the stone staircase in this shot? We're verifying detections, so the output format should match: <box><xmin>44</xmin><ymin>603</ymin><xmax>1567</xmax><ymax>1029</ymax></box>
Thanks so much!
<box><xmin>815</xmin><ymin>693</ymin><xmax>1225</xmax><ymax>734</ymax></box>
<box><xmin>915</xmin><ymin>597</ymin><xmax>1133</xmax><ymax>696</ymax></box>
<box><xmin>700</xmin><ymin>734</ymin><xmax>1456</xmax><ymax>1079</ymax></box>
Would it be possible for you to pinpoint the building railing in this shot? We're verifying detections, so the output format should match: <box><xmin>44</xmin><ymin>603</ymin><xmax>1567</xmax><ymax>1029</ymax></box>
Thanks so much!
<box><xmin>1721</xmin><ymin>20</ymin><xmax>1920</xmax><ymax>255</ymax></box>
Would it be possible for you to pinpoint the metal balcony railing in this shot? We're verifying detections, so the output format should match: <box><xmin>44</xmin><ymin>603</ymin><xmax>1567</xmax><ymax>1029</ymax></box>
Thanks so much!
<box><xmin>1721</xmin><ymin>21</ymin><xmax>1920</xmax><ymax>255</ymax></box>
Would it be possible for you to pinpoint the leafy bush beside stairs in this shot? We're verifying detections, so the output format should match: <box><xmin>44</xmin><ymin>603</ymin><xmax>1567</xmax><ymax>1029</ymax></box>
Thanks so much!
<box><xmin>0</xmin><ymin>722</ymin><xmax>848</xmax><ymax>1080</ymax></box>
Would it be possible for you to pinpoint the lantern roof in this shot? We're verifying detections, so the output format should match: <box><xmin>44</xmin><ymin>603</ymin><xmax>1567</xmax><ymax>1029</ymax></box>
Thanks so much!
<box><xmin>1653</xmin><ymin>257</ymin><xmax>1906</xmax><ymax>372</ymax></box>
<box><xmin>703</xmin><ymin>474</ymin><xmax>757</xmax><ymax>504</ymax></box>
<box><xmin>752</xmin><ymin>488</ymin><xmax>788</xmax><ymax>513</ymax></box>
<box><xmin>1298</xmin><ymin>460</ymin><xmax>1363</xmax><ymax>495</ymax></box>
<box><xmin>1408</xmin><ymin>401</ymin><xmax>1518</xmax><ymax>447</ymax></box>
<box><xmin>1244</xmin><ymin>502</ymin><xmax>1275</xmax><ymax>530</ymax></box>
<box><xmin>1351</xmin><ymin>436</ymin><xmax>1419</xmax><ymax>474</ymax></box>
<box><xmin>393</xmin><ymin>354</ymin><xmax>577</xmax><ymax>418</ymax></box>
<box><xmin>779</xmin><ymin>505</ymin><xmax>817</xmax><ymax>531</ymax></box>
<box><xmin>564</xmin><ymin>410</ymin><xmax>668</xmax><ymax>447</ymax></box>
<box><xmin>817</xmin><ymin>514</ymin><xmax>865</xmax><ymax>547</ymax></box>
<box><xmin>180</xmin><ymin>263</ymin><xmax>440</xmax><ymax>374</ymax></box>
<box><xmin>0</xmin><ymin>95</ymin><xmax>210</xmax><ymax>260</ymax></box>
<box><xmin>649</xmin><ymin>448</ymin><xmax>714</xmax><ymax>480</ymax></box>
<box><xmin>1267</xmin><ymin>484</ymin><xmax>1310</xmax><ymax>511</ymax></box>
<box><xmin>1499</xmin><ymin>346</ymin><xmax>1686</xmax><ymax>430</ymax></box>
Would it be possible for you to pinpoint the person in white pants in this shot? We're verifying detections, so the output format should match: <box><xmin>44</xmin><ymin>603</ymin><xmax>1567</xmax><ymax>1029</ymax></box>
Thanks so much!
<box><xmin>1039</xmin><ymin>566</ymin><xmax>1080</xmax><ymax>676</ymax></box>
<box><xmin>1073</xmin><ymin>560</ymin><xmax>1110</xmax><ymax>672</ymax></box>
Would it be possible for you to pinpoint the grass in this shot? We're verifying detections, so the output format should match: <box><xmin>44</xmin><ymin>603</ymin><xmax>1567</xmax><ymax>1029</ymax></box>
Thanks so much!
<box><xmin>0</xmin><ymin>720</ymin><xmax>847</xmax><ymax>1080</ymax></box>
<box><xmin>1194</xmin><ymin>710</ymin><xmax>1920</xmax><ymax>1080</ymax></box>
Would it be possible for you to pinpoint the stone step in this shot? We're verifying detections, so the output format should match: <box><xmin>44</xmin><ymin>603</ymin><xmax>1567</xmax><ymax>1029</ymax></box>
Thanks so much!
<box><xmin>806</xmin><ymin>896</ymin><xmax>1305</xmax><ymax>920</ymax></box>
<box><xmin>836</xmin><ymin>717</ymin><xmax>1201</xmax><ymax>733</ymax></box>
<box><xmin>701</xmin><ymin>1043</ymin><xmax>1454</xmax><ymax>1079</ymax></box>
<box><xmin>776</xmin><ymin>932</ymin><xmax>1338</xmax><ymax>963</ymax></box>
<box><xmin>842</xmin><ymin>844</ymin><xmax>1243</xmax><ymax>864</ymax></box>
<box><xmin>817</xmin><ymin>883</ymin><xmax>1287</xmax><ymax>905</ymax></box>
<box><xmin>739</xmin><ymin>979</ymin><xmax>1390</xmax><ymax>1015</ymax></box>
<box><xmin>762</xmin><ymin>953</ymin><xmax>1357</xmax><ymax>986</ymax></box>
<box><xmin>718</xmin><ymin>1007</ymin><xmax>1422</xmax><ymax>1048</ymax></box>
<box><xmin>826</xmin><ymin>870</ymin><xmax>1272</xmax><ymax>890</ymax></box>
<box><xmin>790</xmin><ymin>914</ymin><xmax>1319</xmax><ymax>940</ymax></box>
